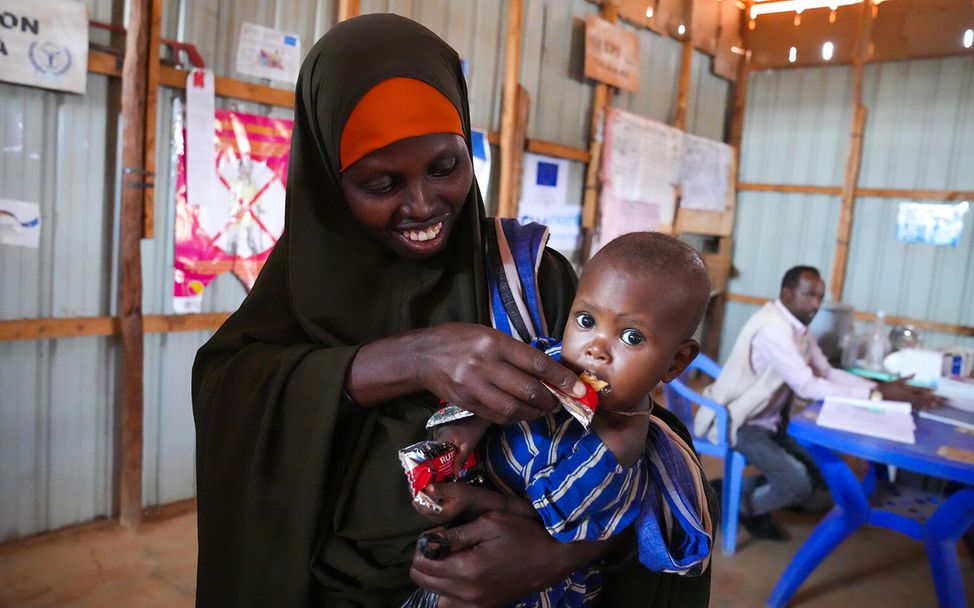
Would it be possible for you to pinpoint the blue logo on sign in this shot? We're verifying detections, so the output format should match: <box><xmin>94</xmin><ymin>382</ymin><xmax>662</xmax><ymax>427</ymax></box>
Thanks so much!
<box><xmin>28</xmin><ymin>41</ymin><xmax>73</xmax><ymax>77</ymax></box>
<box><xmin>536</xmin><ymin>161</ymin><xmax>558</xmax><ymax>187</ymax></box>
<box><xmin>284</xmin><ymin>35</ymin><xmax>297</xmax><ymax>46</ymax></box>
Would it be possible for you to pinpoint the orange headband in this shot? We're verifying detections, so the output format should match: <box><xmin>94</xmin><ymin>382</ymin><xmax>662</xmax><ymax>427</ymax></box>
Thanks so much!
<box><xmin>340</xmin><ymin>77</ymin><xmax>465</xmax><ymax>172</ymax></box>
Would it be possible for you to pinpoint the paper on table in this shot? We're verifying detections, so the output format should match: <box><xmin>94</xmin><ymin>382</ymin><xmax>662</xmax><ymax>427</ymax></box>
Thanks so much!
<box><xmin>817</xmin><ymin>397</ymin><xmax>916</xmax><ymax>444</ymax></box>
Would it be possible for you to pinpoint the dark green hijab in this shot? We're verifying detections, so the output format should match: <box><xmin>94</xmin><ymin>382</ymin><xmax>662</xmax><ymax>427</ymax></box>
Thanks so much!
<box><xmin>192</xmin><ymin>14</ymin><xmax>499</xmax><ymax>606</ymax></box>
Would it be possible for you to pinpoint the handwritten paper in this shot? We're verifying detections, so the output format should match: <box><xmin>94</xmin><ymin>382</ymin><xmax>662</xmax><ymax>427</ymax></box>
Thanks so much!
<box><xmin>679</xmin><ymin>134</ymin><xmax>733</xmax><ymax>213</ymax></box>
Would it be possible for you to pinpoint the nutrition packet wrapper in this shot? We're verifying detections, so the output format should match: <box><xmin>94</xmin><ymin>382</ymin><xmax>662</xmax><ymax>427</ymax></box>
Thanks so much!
<box><xmin>542</xmin><ymin>382</ymin><xmax>600</xmax><ymax>428</ymax></box>
<box><xmin>398</xmin><ymin>440</ymin><xmax>478</xmax><ymax>512</ymax></box>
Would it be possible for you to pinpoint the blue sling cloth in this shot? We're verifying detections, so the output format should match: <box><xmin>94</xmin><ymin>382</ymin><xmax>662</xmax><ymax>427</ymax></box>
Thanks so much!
<box><xmin>484</xmin><ymin>218</ymin><xmax>713</xmax><ymax>578</ymax></box>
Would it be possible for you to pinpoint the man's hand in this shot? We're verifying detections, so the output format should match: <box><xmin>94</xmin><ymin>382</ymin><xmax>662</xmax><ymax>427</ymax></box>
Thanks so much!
<box><xmin>409</xmin><ymin>509</ymin><xmax>610</xmax><ymax>608</ymax></box>
<box><xmin>878</xmin><ymin>376</ymin><xmax>943</xmax><ymax>409</ymax></box>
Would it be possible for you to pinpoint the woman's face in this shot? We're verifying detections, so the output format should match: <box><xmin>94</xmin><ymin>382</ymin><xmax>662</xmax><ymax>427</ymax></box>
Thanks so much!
<box><xmin>340</xmin><ymin>133</ymin><xmax>473</xmax><ymax>260</ymax></box>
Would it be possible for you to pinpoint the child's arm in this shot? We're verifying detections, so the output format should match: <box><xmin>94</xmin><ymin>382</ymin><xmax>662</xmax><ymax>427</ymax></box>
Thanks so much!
<box><xmin>412</xmin><ymin>481</ymin><xmax>538</xmax><ymax>525</ymax></box>
<box><xmin>589</xmin><ymin>411</ymin><xmax>651</xmax><ymax>467</ymax></box>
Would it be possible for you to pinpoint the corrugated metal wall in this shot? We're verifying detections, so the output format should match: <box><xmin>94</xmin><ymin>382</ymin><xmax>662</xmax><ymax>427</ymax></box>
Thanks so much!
<box><xmin>2</xmin><ymin>0</ymin><xmax>733</xmax><ymax>538</ymax></box>
<box><xmin>0</xmin><ymin>0</ymin><xmax>119</xmax><ymax>539</ymax></box>
<box><xmin>721</xmin><ymin>57</ymin><xmax>974</xmax><ymax>363</ymax></box>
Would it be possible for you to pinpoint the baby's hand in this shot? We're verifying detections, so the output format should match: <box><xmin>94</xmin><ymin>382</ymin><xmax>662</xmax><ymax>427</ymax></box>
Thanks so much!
<box><xmin>431</xmin><ymin>416</ymin><xmax>492</xmax><ymax>477</ymax></box>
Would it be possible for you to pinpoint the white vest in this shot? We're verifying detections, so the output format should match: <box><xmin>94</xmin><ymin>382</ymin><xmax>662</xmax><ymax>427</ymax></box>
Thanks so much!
<box><xmin>693</xmin><ymin>302</ymin><xmax>816</xmax><ymax>445</ymax></box>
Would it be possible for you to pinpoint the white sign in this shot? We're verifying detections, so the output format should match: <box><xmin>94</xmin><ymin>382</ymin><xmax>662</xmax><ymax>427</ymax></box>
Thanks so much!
<box><xmin>602</xmin><ymin>108</ymin><xmax>682</xmax><ymax>226</ymax></box>
<box><xmin>0</xmin><ymin>0</ymin><xmax>89</xmax><ymax>94</ymax></box>
<box><xmin>896</xmin><ymin>201</ymin><xmax>968</xmax><ymax>247</ymax></box>
<box><xmin>235</xmin><ymin>22</ymin><xmax>301</xmax><ymax>84</ymax></box>
<box><xmin>518</xmin><ymin>153</ymin><xmax>581</xmax><ymax>254</ymax></box>
<box><xmin>185</xmin><ymin>69</ymin><xmax>217</xmax><ymax>215</ymax></box>
<box><xmin>471</xmin><ymin>128</ymin><xmax>491</xmax><ymax>201</ymax></box>
<box><xmin>680</xmin><ymin>134</ymin><xmax>733</xmax><ymax>213</ymax></box>
<box><xmin>0</xmin><ymin>198</ymin><xmax>41</xmax><ymax>248</ymax></box>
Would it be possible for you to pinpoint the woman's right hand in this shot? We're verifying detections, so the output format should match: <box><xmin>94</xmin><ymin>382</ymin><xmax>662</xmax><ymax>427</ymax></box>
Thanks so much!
<box><xmin>415</xmin><ymin>323</ymin><xmax>587</xmax><ymax>424</ymax></box>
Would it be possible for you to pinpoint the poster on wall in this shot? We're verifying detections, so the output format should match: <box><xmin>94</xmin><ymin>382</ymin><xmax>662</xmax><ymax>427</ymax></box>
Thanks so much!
<box><xmin>896</xmin><ymin>201</ymin><xmax>968</xmax><ymax>247</ymax></box>
<box><xmin>235</xmin><ymin>22</ymin><xmax>301</xmax><ymax>84</ymax></box>
<box><xmin>517</xmin><ymin>153</ymin><xmax>581</xmax><ymax>254</ymax></box>
<box><xmin>0</xmin><ymin>198</ymin><xmax>41</xmax><ymax>248</ymax></box>
<box><xmin>602</xmin><ymin>107</ymin><xmax>682</xmax><ymax>227</ymax></box>
<box><xmin>173</xmin><ymin>101</ymin><xmax>293</xmax><ymax>313</ymax></box>
<box><xmin>0</xmin><ymin>0</ymin><xmax>89</xmax><ymax>94</ymax></box>
<box><xmin>471</xmin><ymin>128</ymin><xmax>491</xmax><ymax>201</ymax></box>
<box><xmin>679</xmin><ymin>133</ymin><xmax>732</xmax><ymax>213</ymax></box>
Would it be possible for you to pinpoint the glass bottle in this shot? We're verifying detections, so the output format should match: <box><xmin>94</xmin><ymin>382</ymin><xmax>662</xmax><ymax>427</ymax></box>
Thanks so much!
<box><xmin>865</xmin><ymin>311</ymin><xmax>890</xmax><ymax>371</ymax></box>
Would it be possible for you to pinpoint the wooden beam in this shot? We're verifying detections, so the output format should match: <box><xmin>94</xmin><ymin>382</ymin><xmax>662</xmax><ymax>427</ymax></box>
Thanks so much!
<box><xmin>497</xmin><ymin>0</ymin><xmax>525</xmax><ymax>218</ymax></box>
<box><xmin>738</xmin><ymin>182</ymin><xmax>843</xmax><ymax>196</ymax></box>
<box><xmin>830</xmin><ymin>4</ymin><xmax>872</xmax><ymax>303</ymax></box>
<box><xmin>117</xmin><ymin>0</ymin><xmax>152</xmax><ymax>530</ymax></box>
<box><xmin>158</xmin><ymin>66</ymin><xmax>295</xmax><ymax>108</ymax></box>
<box><xmin>142</xmin><ymin>0</ymin><xmax>163</xmax><ymax>239</ymax></box>
<box><xmin>337</xmin><ymin>0</ymin><xmax>360</xmax><ymax>22</ymax></box>
<box><xmin>726</xmin><ymin>293</ymin><xmax>974</xmax><ymax>338</ymax></box>
<box><xmin>672</xmin><ymin>38</ymin><xmax>694</xmax><ymax>131</ymax></box>
<box><xmin>508</xmin><ymin>85</ymin><xmax>531</xmax><ymax>215</ymax></box>
<box><xmin>525</xmin><ymin>139</ymin><xmax>590</xmax><ymax>163</ymax></box>
<box><xmin>0</xmin><ymin>313</ymin><xmax>230</xmax><ymax>342</ymax></box>
<box><xmin>88</xmin><ymin>49</ymin><xmax>122</xmax><ymax>76</ymax></box>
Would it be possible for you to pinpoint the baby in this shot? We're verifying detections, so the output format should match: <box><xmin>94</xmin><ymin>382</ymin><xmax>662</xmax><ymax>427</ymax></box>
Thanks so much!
<box><xmin>410</xmin><ymin>232</ymin><xmax>714</xmax><ymax>608</ymax></box>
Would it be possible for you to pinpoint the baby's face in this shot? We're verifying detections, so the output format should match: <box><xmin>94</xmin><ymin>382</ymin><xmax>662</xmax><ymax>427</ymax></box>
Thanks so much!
<box><xmin>560</xmin><ymin>263</ymin><xmax>686</xmax><ymax>412</ymax></box>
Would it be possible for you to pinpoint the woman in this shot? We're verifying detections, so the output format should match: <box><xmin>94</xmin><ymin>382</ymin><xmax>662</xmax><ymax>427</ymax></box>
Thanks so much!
<box><xmin>193</xmin><ymin>13</ymin><xmax>711</xmax><ymax>608</ymax></box>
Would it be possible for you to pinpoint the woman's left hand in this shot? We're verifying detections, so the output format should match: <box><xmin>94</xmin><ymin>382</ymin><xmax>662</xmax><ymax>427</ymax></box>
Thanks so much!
<box><xmin>409</xmin><ymin>490</ymin><xmax>610</xmax><ymax>607</ymax></box>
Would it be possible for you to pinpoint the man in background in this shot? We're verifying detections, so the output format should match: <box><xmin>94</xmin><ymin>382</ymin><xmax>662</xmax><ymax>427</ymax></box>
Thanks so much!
<box><xmin>694</xmin><ymin>266</ymin><xmax>939</xmax><ymax>540</ymax></box>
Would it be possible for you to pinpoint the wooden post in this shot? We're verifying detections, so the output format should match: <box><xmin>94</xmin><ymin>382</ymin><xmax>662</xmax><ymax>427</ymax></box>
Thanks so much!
<box><xmin>508</xmin><ymin>85</ymin><xmax>531</xmax><ymax>215</ymax></box>
<box><xmin>117</xmin><ymin>0</ymin><xmax>151</xmax><ymax>529</ymax></box>
<box><xmin>672</xmin><ymin>38</ymin><xmax>694</xmax><ymax>131</ymax></box>
<box><xmin>580</xmin><ymin>1</ymin><xmax>618</xmax><ymax>260</ymax></box>
<box><xmin>337</xmin><ymin>0</ymin><xmax>360</xmax><ymax>22</ymax></box>
<box><xmin>497</xmin><ymin>0</ymin><xmax>524</xmax><ymax>218</ymax></box>
<box><xmin>702</xmin><ymin>0</ymin><xmax>751</xmax><ymax>360</ymax></box>
<box><xmin>829</xmin><ymin>4</ymin><xmax>872</xmax><ymax>302</ymax></box>
<box><xmin>141</xmin><ymin>0</ymin><xmax>162</xmax><ymax>238</ymax></box>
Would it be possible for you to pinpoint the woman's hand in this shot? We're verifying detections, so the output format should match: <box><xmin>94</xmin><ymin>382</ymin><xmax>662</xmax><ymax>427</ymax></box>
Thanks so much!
<box><xmin>411</xmin><ymin>482</ymin><xmax>535</xmax><ymax>525</ymax></box>
<box><xmin>409</xmin><ymin>507</ymin><xmax>610</xmax><ymax>608</ymax></box>
<box><xmin>415</xmin><ymin>323</ymin><xmax>587</xmax><ymax>424</ymax></box>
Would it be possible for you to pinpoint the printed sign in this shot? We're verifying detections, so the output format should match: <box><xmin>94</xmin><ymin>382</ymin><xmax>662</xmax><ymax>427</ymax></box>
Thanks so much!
<box><xmin>471</xmin><ymin>128</ymin><xmax>491</xmax><ymax>201</ymax></box>
<box><xmin>584</xmin><ymin>16</ymin><xmax>640</xmax><ymax>92</ymax></box>
<box><xmin>896</xmin><ymin>201</ymin><xmax>968</xmax><ymax>247</ymax></box>
<box><xmin>518</xmin><ymin>153</ymin><xmax>581</xmax><ymax>254</ymax></box>
<box><xmin>0</xmin><ymin>198</ymin><xmax>41</xmax><ymax>248</ymax></box>
<box><xmin>173</xmin><ymin>102</ymin><xmax>293</xmax><ymax>313</ymax></box>
<box><xmin>0</xmin><ymin>0</ymin><xmax>89</xmax><ymax>94</ymax></box>
<box><xmin>235</xmin><ymin>22</ymin><xmax>301</xmax><ymax>84</ymax></box>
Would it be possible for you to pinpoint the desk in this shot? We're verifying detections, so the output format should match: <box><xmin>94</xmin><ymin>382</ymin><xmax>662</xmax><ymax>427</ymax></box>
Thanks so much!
<box><xmin>768</xmin><ymin>401</ymin><xmax>974</xmax><ymax>607</ymax></box>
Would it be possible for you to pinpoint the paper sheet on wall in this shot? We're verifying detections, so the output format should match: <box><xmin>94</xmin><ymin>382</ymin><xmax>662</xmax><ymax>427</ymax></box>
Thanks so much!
<box><xmin>517</xmin><ymin>153</ymin><xmax>581</xmax><ymax>254</ymax></box>
<box><xmin>896</xmin><ymin>201</ymin><xmax>968</xmax><ymax>247</ymax></box>
<box><xmin>602</xmin><ymin>107</ymin><xmax>681</xmax><ymax>226</ymax></box>
<box><xmin>235</xmin><ymin>22</ymin><xmax>301</xmax><ymax>84</ymax></box>
<box><xmin>679</xmin><ymin>134</ymin><xmax>732</xmax><ymax>213</ymax></box>
<box><xmin>173</xmin><ymin>100</ymin><xmax>293</xmax><ymax>313</ymax></box>
<box><xmin>0</xmin><ymin>198</ymin><xmax>41</xmax><ymax>248</ymax></box>
<box><xmin>592</xmin><ymin>192</ymin><xmax>659</xmax><ymax>254</ymax></box>
<box><xmin>471</xmin><ymin>128</ymin><xmax>491</xmax><ymax>201</ymax></box>
<box><xmin>0</xmin><ymin>0</ymin><xmax>89</xmax><ymax>94</ymax></box>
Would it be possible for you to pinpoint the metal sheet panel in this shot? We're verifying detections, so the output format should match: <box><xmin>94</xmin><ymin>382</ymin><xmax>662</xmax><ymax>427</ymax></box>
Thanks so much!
<box><xmin>728</xmin><ymin>191</ymin><xmax>841</xmax><ymax>298</ymax></box>
<box><xmin>859</xmin><ymin>56</ymin><xmax>974</xmax><ymax>191</ymax></box>
<box><xmin>614</xmin><ymin>26</ymin><xmax>683</xmax><ymax>124</ymax></box>
<box><xmin>0</xmin><ymin>73</ymin><xmax>116</xmax><ymax>538</ymax></box>
<box><xmin>686</xmin><ymin>50</ymin><xmax>730</xmax><ymax>141</ymax></box>
<box><xmin>739</xmin><ymin>66</ymin><xmax>854</xmax><ymax>186</ymax></box>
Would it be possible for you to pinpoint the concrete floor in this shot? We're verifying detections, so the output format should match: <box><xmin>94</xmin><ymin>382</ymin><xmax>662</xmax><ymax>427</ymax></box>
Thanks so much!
<box><xmin>1</xmin><ymin>461</ymin><xmax>971</xmax><ymax>607</ymax></box>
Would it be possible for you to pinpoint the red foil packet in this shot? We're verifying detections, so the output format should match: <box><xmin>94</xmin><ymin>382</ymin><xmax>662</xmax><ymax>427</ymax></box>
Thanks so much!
<box><xmin>543</xmin><ymin>382</ymin><xmax>599</xmax><ymax>428</ymax></box>
<box><xmin>398</xmin><ymin>440</ymin><xmax>478</xmax><ymax>512</ymax></box>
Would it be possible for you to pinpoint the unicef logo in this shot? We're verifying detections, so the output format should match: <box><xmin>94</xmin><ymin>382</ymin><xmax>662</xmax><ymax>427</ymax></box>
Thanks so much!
<box><xmin>28</xmin><ymin>41</ymin><xmax>72</xmax><ymax>77</ymax></box>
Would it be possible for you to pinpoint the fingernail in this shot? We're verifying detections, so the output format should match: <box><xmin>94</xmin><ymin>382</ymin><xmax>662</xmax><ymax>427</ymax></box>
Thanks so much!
<box><xmin>572</xmin><ymin>380</ymin><xmax>587</xmax><ymax>397</ymax></box>
<box><xmin>418</xmin><ymin>532</ymin><xmax>451</xmax><ymax>560</ymax></box>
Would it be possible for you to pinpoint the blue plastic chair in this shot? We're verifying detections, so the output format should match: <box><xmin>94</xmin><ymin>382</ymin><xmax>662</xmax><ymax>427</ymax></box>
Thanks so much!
<box><xmin>663</xmin><ymin>353</ymin><xmax>747</xmax><ymax>554</ymax></box>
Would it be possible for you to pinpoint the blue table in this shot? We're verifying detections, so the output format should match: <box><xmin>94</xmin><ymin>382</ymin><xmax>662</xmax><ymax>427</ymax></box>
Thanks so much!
<box><xmin>768</xmin><ymin>401</ymin><xmax>974</xmax><ymax>607</ymax></box>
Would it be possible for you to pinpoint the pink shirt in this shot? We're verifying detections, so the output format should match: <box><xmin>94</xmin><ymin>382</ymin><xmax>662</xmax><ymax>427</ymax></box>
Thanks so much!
<box><xmin>747</xmin><ymin>300</ymin><xmax>874</xmax><ymax>431</ymax></box>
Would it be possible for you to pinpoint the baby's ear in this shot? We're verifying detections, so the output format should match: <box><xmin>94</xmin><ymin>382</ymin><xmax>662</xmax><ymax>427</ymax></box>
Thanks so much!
<box><xmin>662</xmin><ymin>339</ymin><xmax>700</xmax><ymax>383</ymax></box>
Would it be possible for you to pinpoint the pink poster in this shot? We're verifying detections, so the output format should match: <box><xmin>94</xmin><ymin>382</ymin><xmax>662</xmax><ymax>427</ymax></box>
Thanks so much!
<box><xmin>174</xmin><ymin>109</ymin><xmax>293</xmax><ymax>312</ymax></box>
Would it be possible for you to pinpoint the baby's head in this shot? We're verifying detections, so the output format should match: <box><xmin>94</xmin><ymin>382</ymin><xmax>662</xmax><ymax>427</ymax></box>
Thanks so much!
<box><xmin>560</xmin><ymin>232</ymin><xmax>711</xmax><ymax>412</ymax></box>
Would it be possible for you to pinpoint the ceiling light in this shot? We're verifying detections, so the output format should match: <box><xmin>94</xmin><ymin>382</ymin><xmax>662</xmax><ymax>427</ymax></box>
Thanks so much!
<box><xmin>822</xmin><ymin>41</ymin><xmax>834</xmax><ymax>60</ymax></box>
<box><xmin>789</xmin><ymin>46</ymin><xmax>797</xmax><ymax>62</ymax></box>
<box><xmin>965</xmin><ymin>29</ymin><xmax>974</xmax><ymax>49</ymax></box>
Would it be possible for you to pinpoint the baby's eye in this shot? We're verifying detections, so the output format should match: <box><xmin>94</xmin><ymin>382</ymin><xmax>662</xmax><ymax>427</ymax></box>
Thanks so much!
<box><xmin>574</xmin><ymin>312</ymin><xmax>595</xmax><ymax>329</ymax></box>
<box><xmin>621</xmin><ymin>329</ymin><xmax>644</xmax><ymax>346</ymax></box>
